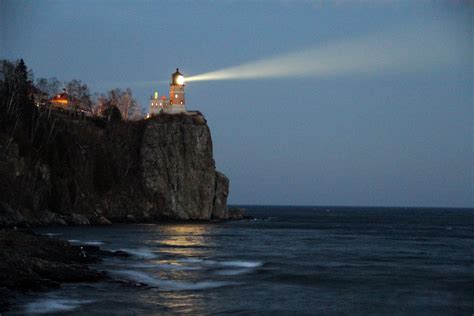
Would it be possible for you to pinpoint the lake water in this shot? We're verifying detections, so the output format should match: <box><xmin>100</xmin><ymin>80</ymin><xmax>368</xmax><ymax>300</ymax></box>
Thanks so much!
<box><xmin>9</xmin><ymin>206</ymin><xmax>474</xmax><ymax>315</ymax></box>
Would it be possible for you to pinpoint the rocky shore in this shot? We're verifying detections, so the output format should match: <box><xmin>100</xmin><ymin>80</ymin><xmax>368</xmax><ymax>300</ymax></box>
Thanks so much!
<box><xmin>0</xmin><ymin>229</ymin><xmax>128</xmax><ymax>312</ymax></box>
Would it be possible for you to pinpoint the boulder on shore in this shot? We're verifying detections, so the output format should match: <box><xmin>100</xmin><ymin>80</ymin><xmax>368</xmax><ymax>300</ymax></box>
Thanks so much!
<box><xmin>228</xmin><ymin>207</ymin><xmax>250</xmax><ymax>220</ymax></box>
<box><xmin>39</xmin><ymin>210</ymin><xmax>67</xmax><ymax>226</ymax></box>
<box><xmin>96</xmin><ymin>216</ymin><xmax>112</xmax><ymax>225</ymax></box>
<box><xmin>68</xmin><ymin>213</ymin><xmax>90</xmax><ymax>225</ymax></box>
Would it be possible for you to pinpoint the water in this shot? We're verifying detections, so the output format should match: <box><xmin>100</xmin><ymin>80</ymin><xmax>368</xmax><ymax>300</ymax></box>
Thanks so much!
<box><xmin>9</xmin><ymin>206</ymin><xmax>474</xmax><ymax>315</ymax></box>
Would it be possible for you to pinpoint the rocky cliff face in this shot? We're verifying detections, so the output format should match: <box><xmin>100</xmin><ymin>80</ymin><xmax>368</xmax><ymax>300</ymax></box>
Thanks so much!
<box><xmin>0</xmin><ymin>112</ymin><xmax>229</xmax><ymax>226</ymax></box>
<box><xmin>140</xmin><ymin>115</ymin><xmax>228</xmax><ymax>219</ymax></box>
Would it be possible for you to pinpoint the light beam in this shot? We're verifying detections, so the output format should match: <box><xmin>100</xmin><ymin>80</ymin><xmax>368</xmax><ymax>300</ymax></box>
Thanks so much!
<box><xmin>186</xmin><ymin>23</ymin><xmax>464</xmax><ymax>83</ymax></box>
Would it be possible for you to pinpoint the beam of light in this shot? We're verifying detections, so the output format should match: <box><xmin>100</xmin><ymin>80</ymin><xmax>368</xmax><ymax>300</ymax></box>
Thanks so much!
<box><xmin>186</xmin><ymin>23</ymin><xmax>465</xmax><ymax>83</ymax></box>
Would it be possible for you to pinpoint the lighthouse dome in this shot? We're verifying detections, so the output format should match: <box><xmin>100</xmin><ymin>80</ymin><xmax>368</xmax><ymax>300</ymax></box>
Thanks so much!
<box><xmin>171</xmin><ymin>68</ymin><xmax>185</xmax><ymax>85</ymax></box>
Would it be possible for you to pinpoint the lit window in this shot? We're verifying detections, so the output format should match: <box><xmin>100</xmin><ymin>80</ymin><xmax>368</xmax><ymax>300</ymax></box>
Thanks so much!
<box><xmin>175</xmin><ymin>94</ymin><xmax>178</xmax><ymax>98</ymax></box>
<box><xmin>180</xmin><ymin>101</ymin><xmax>183</xmax><ymax>104</ymax></box>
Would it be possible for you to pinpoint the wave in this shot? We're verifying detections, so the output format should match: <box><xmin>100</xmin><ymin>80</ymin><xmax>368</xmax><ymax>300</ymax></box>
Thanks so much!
<box><xmin>43</xmin><ymin>233</ymin><xmax>62</xmax><ymax>237</ymax></box>
<box><xmin>214</xmin><ymin>268</ymin><xmax>253</xmax><ymax>276</ymax></box>
<box><xmin>219</xmin><ymin>260</ymin><xmax>263</xmax><ymax>268</ymax></box>
<box><xmin>120</xmin><ymin>248</ymin><xmax>158</xmax><ymax>259</ymax></box>
<box><xmin>23</xmin><ymin>298</ymin><xmax>94</xmax><ymax>314</ymax></box>
<box><xmin>174</xmin><ymin>258</ymin><xmax>263</xmax><ymax>276</ymax></box>
<box><xmin>128</xmin><ymin>262</ymin><xmax>201</xmax><ymax>271</ymax></box>
<box><xmin>67</xmin><ymin>240</ymin><xmax>104</xmax><ymax>246</ymax></box>
<box><xmin>176</xmin><ymin>258</ymin><xmax>263</xmax><ymax>269</ymax></box>
<box><xmin>111</xmin><ymin>270</ymin><xmax>239</xmax><ymax>291</ymax></box>
<box><xmin>82</xmin><ymin>240</ymin><xmax>104</xmax><ymax>246</ymax></box>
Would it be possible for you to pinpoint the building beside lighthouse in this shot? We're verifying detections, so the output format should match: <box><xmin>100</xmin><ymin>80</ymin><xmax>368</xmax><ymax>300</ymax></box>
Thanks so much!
<box><xmin>148</xmin><ymin>68</ymin><xmax>186</xmax><ymax>116</ymax></box>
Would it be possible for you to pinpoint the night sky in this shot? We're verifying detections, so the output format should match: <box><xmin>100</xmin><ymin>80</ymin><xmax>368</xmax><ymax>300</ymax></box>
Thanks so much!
<box><xmin>1</xmin><ymin>0</ymin><xmax>472</xmax><ymax>207</ymax></box>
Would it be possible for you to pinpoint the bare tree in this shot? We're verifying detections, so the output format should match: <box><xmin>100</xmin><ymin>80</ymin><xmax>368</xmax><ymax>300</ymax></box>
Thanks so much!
<box><xmin>35</xmin><ymin>77</ymin><xmax>62</xmax><ymax>97</ymax></box>
<box><xmin>103</xmin><ymin>88</ymin><xmax>142</xmax><ymax>121</ymax></box>
<box><xmin>65</xmin><ymin>79</ymin><xmax>93</xmax><ymax>112</ymax></box>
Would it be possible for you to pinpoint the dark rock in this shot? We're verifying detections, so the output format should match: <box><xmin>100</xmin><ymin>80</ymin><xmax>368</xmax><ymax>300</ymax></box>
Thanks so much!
<box><xmin>39</xmin><ymin>210</ymin><xmax>67</xmax><ymax>226</ymax></box>
<box><xmin>140</xmin><ymin>114</ymin><xmax>229</xmax><ymax>220</ymax></box>
<box><xmin>0</xmin><ymin>229</ymin><xmax>130</xmax><ymax>312</ymax></box>
<box><xmin>96</xmin><ymin>216</ymin><xmax>112</xmax><ymax>225</ymax></box>
<box><xmin>68</xmin><ymin>213</ymin><xmax>90</xmax><ymax>225</ymax></box>
<box><xmin>212</xmin><ymin>171</ymin><xmax>229</xmax><ymax>219</ymax></box>
<box><xmin>0</xmin><ymin>287</ymin><xmax>14</xmax><ymax>311</ymax></box>
<box><xmin>0</xmin><ymin>113</ymin><xmax>230</xmax><ymax>226</ymax></box>
<box><xmin>125</xmin><ymin>214</ymin><xmax>137</xmax><ymax>223</ymax></box>
<box><xmin>31</xmin><ymin>163</ymin><xmax>52</xmax><ymax>213</ymax></box>
<box><xmin>192</xmin><ymin>114</ymin><xmax>207</xmax><ymax>125</ymax></box>
<box><xmin>228</xmin><ymin>207</ymin><xmax>250</xmax><ymax>220</ymax></box>
<box><xmin>0</xmin><ymin>229</ymin><xmax>106</xmax><ymax>290</ymax></box>
<box><xmin>0</xmin><ymin>202</ymin><xmax>26</xmax><ymax>227</ymax></box>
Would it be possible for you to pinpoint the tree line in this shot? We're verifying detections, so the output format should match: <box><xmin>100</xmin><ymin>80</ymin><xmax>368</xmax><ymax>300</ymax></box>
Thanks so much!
<box><xmin>1</xmin><ymin>59</ymin><xmax>143</xmax><ymax>122</ymax></box>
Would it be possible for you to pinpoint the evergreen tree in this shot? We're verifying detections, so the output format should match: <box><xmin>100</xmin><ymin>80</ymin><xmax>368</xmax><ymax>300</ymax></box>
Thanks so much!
<box><xmin>0</xmin><ymin>59</ymin><xmax>35</xmax><ymax>121</ymax></box>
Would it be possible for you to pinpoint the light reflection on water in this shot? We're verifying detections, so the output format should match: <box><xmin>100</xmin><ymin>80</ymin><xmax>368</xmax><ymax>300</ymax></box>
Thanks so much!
<box><xmin>147</xmin><ymin>224</ymin><xmax>213</xmax><ymax>258</ymax></box>
<box><xmin>156</xmin><ymin>288</ymin><xmax>206</xmax><ymax>314</ymax></box>
<box><xmin>126</xmin><ymin>224</ymin><xmax>223</xmax><ymax>314</ymax></box>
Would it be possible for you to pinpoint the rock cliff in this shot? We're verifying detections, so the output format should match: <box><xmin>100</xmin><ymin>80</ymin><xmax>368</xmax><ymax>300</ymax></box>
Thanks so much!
<box><xmin>141</xmin><ymin>114</ymin><xmax>228</xmax><ymax>219</ymax></box>
<box><xmin>0</xmin><ymin>112</ymin><xmax>229</xmax><ymax>226</ymax></box>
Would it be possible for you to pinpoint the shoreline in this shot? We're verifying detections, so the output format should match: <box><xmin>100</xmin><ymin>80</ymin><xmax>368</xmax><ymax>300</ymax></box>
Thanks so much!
<box><xmin>0</xmin><ymin>208</ymin><xmax>251</xmax><ymax>229</ymax></box>
<box><xmin>0</xmin><ymin>207</ymin><xmax>250</xmax><ymax>312</ymax></box>
<box><xmin>0</xmin><ymin>229</ymin><xmax>128</xmax><ymax>312</ymax></box>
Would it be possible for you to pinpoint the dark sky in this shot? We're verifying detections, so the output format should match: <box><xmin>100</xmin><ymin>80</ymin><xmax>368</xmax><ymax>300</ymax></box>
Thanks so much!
<box><xmin>1</xmin><ymin>0</ymin><xmax>472</xmax><ymax>207</ymax></box>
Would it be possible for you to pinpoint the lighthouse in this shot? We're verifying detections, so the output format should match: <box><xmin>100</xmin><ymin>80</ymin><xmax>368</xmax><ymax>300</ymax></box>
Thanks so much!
<box><xmin>147</xmin><ymin>68</ymin><xmax>189</xmax><ymax>117</ymax></box>
<box><xmin>163</xmin><ymin>68</ymin><xmax>186</xmax><ymax>114</ymax></box>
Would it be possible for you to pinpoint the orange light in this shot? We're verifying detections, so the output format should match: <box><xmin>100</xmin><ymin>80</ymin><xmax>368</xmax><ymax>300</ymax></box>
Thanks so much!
<box><xmin>53</xmin><ymin>99</ymin><xmax>68</xmax><ymax>104</ymax></box>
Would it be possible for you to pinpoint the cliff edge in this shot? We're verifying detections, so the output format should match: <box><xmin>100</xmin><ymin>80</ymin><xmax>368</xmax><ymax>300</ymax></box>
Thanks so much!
<box><xmin>0</xmin><ymin>112</ymin><xmax>229</xmax><ymax>226</ymax></box>
<box><xmin>141</xmin><ymin>114</ymin><xmax>228</xmax><ymax>220</ymax></box>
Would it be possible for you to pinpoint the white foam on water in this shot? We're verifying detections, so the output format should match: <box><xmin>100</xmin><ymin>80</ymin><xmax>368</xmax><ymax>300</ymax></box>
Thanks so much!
<box><xmin>111</xmin><ymin>270</ymin><xmax>238</xmax><ymax>291</ymax></box>
<box><xmin>23</xmin><ymin>298</ymin><xmax>94</xmax><ymax>314</ymax></box>
<box><xmin>111</xmin><ymin>270</ymin><xmax>157</xmax><ymax>285</ymax></box>
<box><xmin>82</xmin><ymin>240</ymin><xmax>104</xmax><ymax>246</ymax></box>
<box><xmin>218</xmin><ymin>260</ymin><xmax>263</xmax><ymax>268</ymax></box>
<box><xmin>177</xmin><ymin>258</ymin><xmax>263</xmax><ymax>269</ymax></box>
<box><xmin>43</xmin><ymin>233</ymin><xmax>62</xmax><ymax>237</ymax></box>
<box><xmin>121</xmin><ymin>248</ymin><xmax>158</xmax><ymax>259</ymax></box>
<box><xmin>159</xmin><ymin>263</ymin><xmax>202</xmax><ymax>271</ymax></box>
<box><xmin>67</xmin><ymin>239</ymin><xmax>81</xmax><ymax>243</ymax></box>
<box><xmin>129</xmin><ymin>262</ymin><xmax>201</xmax><ymax>271</ymax></box>
<box><xmin>214</xmin><ymin>268</ymin><xmax>253</xmax><ymax>276</ymax></box>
